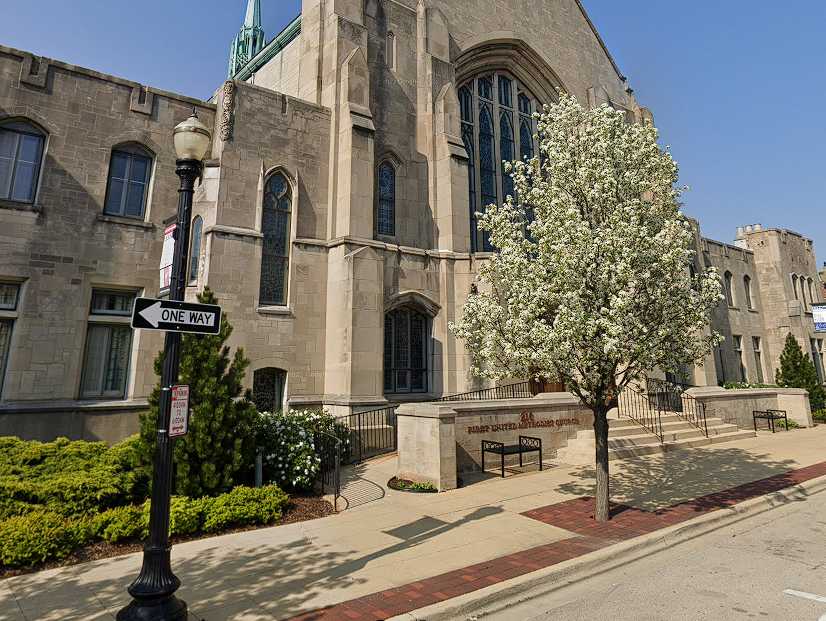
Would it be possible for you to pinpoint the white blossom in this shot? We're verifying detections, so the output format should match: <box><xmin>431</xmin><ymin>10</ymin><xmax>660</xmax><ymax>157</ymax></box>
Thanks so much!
<box><xmin>450</xmin><ymin>93</ymin><xmax>723</xmax><ymax>409</ymax></box>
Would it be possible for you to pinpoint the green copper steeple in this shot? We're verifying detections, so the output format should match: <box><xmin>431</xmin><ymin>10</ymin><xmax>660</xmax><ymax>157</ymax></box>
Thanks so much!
<box><xmin>228</xmin><ymin>0</ymin><xmax>266</xmax><ymax>78</ymax></box>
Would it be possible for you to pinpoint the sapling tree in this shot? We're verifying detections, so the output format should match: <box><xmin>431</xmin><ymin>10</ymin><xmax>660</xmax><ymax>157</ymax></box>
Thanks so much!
<box><xmin>450</xmin><ymin>93</ymin><xmax>722</xmax><ymax>521</ymax></box>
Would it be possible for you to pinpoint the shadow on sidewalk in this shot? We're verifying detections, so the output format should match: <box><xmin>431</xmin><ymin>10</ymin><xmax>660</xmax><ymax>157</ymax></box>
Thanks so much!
<box><xmin>557</xmin><ymin>446</ymin><xmax>801</xmax><ymax>512</ymax></box>
<box><xmin>337</xmin><ymin>462</ymin><xmax>386</xmax><ymax>510</ymax></box>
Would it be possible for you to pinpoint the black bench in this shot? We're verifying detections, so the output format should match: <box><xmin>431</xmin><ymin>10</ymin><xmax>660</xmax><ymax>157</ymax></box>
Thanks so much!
<box><xmin>753</xmin><ymin>409</ymin><xmax>789</xmax><ymax>433</ymax></box>
<box><xmin>481</xmin><ymin>436</ymin><xmax>543</xmax><ymax>478</ymax></box>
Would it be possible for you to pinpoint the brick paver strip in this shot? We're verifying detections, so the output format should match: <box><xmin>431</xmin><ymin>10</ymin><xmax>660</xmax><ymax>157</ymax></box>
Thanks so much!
<box><xmin>287</xmin><ymin>461</ymin><xmax>826</xmax><ymax>620</ymax></box>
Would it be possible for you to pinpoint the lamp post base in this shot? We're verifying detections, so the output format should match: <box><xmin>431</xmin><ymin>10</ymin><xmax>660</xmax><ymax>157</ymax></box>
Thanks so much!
<box><xmin>116</xmin><ymin>595</ymin><xmax>187</xmax><ymax>621</ymax></box>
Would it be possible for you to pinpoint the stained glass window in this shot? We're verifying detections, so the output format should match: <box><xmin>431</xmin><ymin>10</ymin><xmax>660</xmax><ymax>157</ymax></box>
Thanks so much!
<box><xmin>384</xmin><ymin>308</ymin><xmax>428</xmax><ymax>394</ymax></box>
<box><xmin>104</xmin><ymin>145</ymin><xmax>152</xmax><ymax>219</ymax></box>
<box><xmin>253</xmin><ymin>367</ymin><xmax>287</xmax><ymax>413</ymax></box>
<box><xmin>376</xmin><ymin>162</ymin><xmax>395</xmax><ymax>236</ymax></box>
<box><xmin>460</xmin><ymin>73</ymin><xmax>542</xmax><ymax>251</ymax></box>
<box><xmin>0</xmin><ymin>121</ymin><xmax>45</xmax><ymax>204</ymax></box>
<box><xmin>260</xmin><ymin>172</ymin><xmax>291</xmax><ymax>306</ymax></box>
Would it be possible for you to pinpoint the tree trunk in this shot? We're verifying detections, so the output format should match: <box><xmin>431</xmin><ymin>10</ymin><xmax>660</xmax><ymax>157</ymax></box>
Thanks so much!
<box><xmin>593</xmin><ymin>405</ymin><xmax>611</xmax><ymax>522</ymax></box>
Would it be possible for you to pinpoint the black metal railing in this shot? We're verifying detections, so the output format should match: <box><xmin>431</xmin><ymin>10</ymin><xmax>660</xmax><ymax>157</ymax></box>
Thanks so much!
<box><xmin>647</xmin><ymin>378</ymin><xmax>708</xmax><ymax>437</ymax></box>
<box><xmin>618</xmin><ymin>386</ymin><xmax>664</xmax><ymax>441</ymax></box>
<box><xmin>315</xmin><ymin>431</ymin><xmax>341</xmax><ymax>510</ymax></box>
<box><xmin>345</xmin><ymin>406</ymin><xmax>398</xmax><ymax>463</ymax></box>
<box><xmin>435</xmin><ymin>381</ymin><xmax>533</xmax><ymax>402</ymax></box>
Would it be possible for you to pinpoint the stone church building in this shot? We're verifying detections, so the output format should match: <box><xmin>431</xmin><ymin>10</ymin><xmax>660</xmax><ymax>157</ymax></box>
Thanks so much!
<box><xmin>0</xmin><ymin>0</ymin><xmax>822</xmax><ymax>441</ymax></box>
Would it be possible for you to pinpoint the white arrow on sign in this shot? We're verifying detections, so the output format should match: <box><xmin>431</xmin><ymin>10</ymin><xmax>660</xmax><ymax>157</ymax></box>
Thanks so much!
<box><xmin>140</xmin><ymin>301</ymin><xmax>164</xmax><ymax>328</ymax></box>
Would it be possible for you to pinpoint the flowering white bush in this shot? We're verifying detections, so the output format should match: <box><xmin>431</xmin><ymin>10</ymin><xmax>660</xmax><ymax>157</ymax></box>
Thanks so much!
<box><xmin>450</xmin><ymin>93</ymin><xmax>722</xmax><ymax>521</ymax></box>
<box><xmin>254</xmin><ymin>409</ymin><xmax>350</xmax><ymax>491</ymax></box>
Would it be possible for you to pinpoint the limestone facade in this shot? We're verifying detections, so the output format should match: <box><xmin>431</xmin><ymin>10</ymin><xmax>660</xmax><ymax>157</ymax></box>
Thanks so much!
<box><xmin>0</xmin><ymin>0</ymin><xmax>822</xmax><ymax>441</ymax></box>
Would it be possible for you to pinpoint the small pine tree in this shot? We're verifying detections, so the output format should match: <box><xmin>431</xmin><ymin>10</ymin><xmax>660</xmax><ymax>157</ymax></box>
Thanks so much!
<box><xmin>775</xmin><ymin>333</ymin><xmax>826</xmax><ymax>411</ymax></box>
<box><xmin>139</xmin><ymin>288</ymin><xmax>258</xmax><ymax>497</ymax></box>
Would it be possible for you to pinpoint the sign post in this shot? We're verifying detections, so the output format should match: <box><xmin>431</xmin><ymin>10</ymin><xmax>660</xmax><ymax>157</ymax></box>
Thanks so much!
<box><xmin>813</xmin><ymin>304</ymin><xmax>826</xmax><ymax>333</ymax></box>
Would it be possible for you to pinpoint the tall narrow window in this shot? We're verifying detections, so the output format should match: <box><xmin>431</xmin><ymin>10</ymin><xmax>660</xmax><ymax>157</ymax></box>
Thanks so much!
<box><xmin>0</xmin><ymin>120</ymin><xmax>45</xmax><ymax>204</ymax></box>
<box><xmin>714</xmin><ymin>345</ymin><xmax>726</xmax><ymax>385</ymax></box>
<box><xmin>808</xmin><ymin>278</ymin><xmax>816</xmax><ymax>308</ymax></box>
<box><xmin>385</xmin><ymin>31</ymin><xmax>396</xmax><ymax>71</ymax></box>
<box><xmin>752</xmin><ymin>337</ymin><xmax>764</xmax><ymax>384</ymax></box>
<box><xmin>384</xmin><ymin>307</ymin><xmax>428</xmax><ymax>394</ymax></box>
<box><xmin>104</xmin><ymin>145</ymin><xmax>152</xmax><ymax>219</ymax></box>
<box><xmin>792</xmin><ymin>274</ymin><xmax>799</xmax><ymax>300</ymax></box>
<box><xmin>733</xmin><ymin>335</ymin><xmax>745</xmax><ymax>382</ymax></box>
<box><xmin>499</xmin><ymin>78</ymin><xmax>515</xmax><ymax>203</ymax></box>
<box><xmin>518</xmin><ymin>94</ymin><xmax>534</xmax><ymax>160</ymax></box>
<box><xmin>460</xmin><ymin>73</ymin><xmax>542</xmax><ymax>252</ymax></box>
<box><xmin>259</xmin><ymin>172</ymin><xmax>292</xmax><ymax>306</ymax></box>
<box><xmin>252</xmin><ymin>367</ymin><xmax>287</xmax><ymax>413</ymax></box>
<box><xmin>460</xmin><ymin>86</ymin><xmax>477</xmax><ymax>252</ymax></box>
<box><xmin>81</xmin><ymin>290</ymin><xmax>135</xmax><ymax>399</ymax></box>
<box><xmin>189</xmin><ymin>216</ymin><xmax>203</xmax><ymax>283</ymax></box>
<box><xmin>0</xmin><ymin>282</ymin><xmax>20</xmax><ymax>398</ymax></box>
<box><xmin>743</xmin><ymin>275</ymin><xmax>753</xmax><ymax>310</ymax></box>
<box><xmin>376</xmin><ymin>162</ymin><xmax>396</xmax><ymax>236</ymax></box>
<box><xmin>723</xmin><ymin>271</ymin><xmax>734</xmax><ymax>307</ymax></box>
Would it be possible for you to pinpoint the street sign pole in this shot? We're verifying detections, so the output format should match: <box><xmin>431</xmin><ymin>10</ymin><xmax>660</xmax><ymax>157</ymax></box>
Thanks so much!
<box><xmin>118</xmin><ymin>158</ymin><xmax>201</xmax><ymax>621</ymax></box>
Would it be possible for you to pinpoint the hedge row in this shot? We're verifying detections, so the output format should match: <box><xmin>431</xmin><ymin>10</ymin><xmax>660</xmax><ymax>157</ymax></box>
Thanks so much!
<box><xmin>0</xmin><ymin>485</ymin><xmax>289</xmax><ymax>568</ymax></box>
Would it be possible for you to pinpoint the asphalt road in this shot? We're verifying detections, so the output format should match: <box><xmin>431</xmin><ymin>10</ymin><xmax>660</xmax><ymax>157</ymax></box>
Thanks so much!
<box><xmin>487</xmin><ymin>490</ymin><xmax>826</xmax><ymax>621</ymax></box>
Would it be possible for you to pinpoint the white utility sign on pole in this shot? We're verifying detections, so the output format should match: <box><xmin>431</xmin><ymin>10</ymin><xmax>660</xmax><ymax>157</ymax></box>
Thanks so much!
<box><xmin>169</xmin><ymin>385</ymin><xmax>190</xmax><ymax>438</ymax></box>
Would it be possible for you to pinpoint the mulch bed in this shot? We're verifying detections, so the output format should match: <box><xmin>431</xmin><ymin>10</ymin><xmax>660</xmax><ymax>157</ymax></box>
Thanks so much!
<box><xmin>0</xmin><ymin>495</ymin><xmax>334</xmax><ymax>580</ymax></box>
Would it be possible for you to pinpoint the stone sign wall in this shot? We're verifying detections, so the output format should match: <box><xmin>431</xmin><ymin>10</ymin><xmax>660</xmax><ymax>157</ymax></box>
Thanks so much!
<box><xmin>396</xmin><ymin>393</ymin><xmax>592</xmax><ymax>491</ymax></box>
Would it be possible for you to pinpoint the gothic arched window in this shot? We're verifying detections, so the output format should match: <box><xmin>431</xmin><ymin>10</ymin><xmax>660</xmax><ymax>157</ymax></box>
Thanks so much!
<box><xmin>259</xmin><ymin>172</ymin><xmax>291</xmax><ymax>306</ymax></box>
<box><xmin>376</xmin><ymin>161</ymin><xmax>396</xmax><ymax>236</ymax></box>
<box><xmin>384</xmin><ymin>307</ymin><xmax>428</xmax><ymax>394</ymax></box>
<box><xmin>723</xmin><ymin>271</ymin><xmax>734</xmax><ymax>307</ymax></box>
<box><xmin>743</xmin><ymin>275</ymin><xmax>753</xmax><ymax>310</ymax></box>
<box><xmin>460</xmin><ymin>72</ymin><xmax>540</xmax><ymax>251</ymax></box>
<box><xmin>104</xmin><ymin>144</ymin><xmax>153</xmax><ymax>219</ymax></box>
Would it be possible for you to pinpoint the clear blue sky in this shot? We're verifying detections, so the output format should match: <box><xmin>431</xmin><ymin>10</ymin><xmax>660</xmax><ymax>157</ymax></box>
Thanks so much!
<box><xmin>3</xmin><ymin>1</ymin><xmax>824</xmax><ymax>262</ymax></box>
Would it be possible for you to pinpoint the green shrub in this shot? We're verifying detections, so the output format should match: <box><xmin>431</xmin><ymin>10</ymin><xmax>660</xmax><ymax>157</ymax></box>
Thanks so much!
<box><xmin>202</xmin><ymin>486</ymin><xmax>288</xmax><ymax>533</ymax></box>
<box><xmin>139</xmin><ymin>288</ymin><xmax>259</xmax><ymax>498</ymax></box>
<box><xmin>255</xmin><ymin>409</ymin><xmax>352</xmax><ymax>491</ymax></box>
<box><xmin>813</xmin><ymin>409</ymin><xmax>826</xmax><ymax>423</ymax></box>
<box><xmin>722</xmin><ymin>382</ymin><xmax>777</xmax><ymax>390</ymax></box>
<box><xmin>92</xmin><ymin>505</ymin><xmax>147</xmax><ymax>543</ymax></box>
<box><xmin>0</xmin><ymin>511</ymin><xmax>89</xmax><ymax>568</ymax></box>
<box><xmin>776</xmin><ymin>333</ymin><xmax>826</xmax><ymax>411</ymax></box>
<box><xmin>0</xmin><ymin>496</ymin><xmax>40</xmax><ymax>521</ymax></box>
<box><xmin>168</xmin><ymin>496</ymin><xmax>207</xmax><ymax>537</ymax></box>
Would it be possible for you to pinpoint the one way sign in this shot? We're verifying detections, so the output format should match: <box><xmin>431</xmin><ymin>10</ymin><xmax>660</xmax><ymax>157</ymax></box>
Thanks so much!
<box><xmin>131</xmin><ymin>298</ymin><xmax>222</xmax><ymax>335</ymax></box>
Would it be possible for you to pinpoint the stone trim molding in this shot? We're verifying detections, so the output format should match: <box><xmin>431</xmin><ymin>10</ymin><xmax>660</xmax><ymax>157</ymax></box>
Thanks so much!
<box><xmin>205</xmin><ymin>224</ymin><xmax>264</xmax><ymax>239</ymax></box>
<box><xmin>129</xmin><ymin>86</ymin><xmax>154</xmax><ymax>115</ymax></box>
<box><xmin>455</xmin><ymin>38</ymin><xmax>566</xmax><ymax>103</ymax></box>
<box><xmin>19</xmin><ymin>53</ymin><xmax>48</xmax><ymax>88</ymax></box>
<box><xmin>0</xmin><ymin>398</ymin><xmax>149</xmax><ymax>414</ymax></box>
<box><xmin>385</xmin><ymin>290</ymin><xmax>442</xmax><ymax>317</ymax></box>
<box><xmin>1</xmin><ymin>44</ymin><xmax>215</xmax><ymax>110</ymax></box>
<box><xmin>219</xmin><ymin>81</ymin><xmax>237</xmax><ymax>141</ymax></box>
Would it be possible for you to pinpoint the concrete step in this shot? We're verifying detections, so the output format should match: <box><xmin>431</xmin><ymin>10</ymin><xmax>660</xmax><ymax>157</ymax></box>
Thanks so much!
<box><xmin>606</xmin><ymin>429</ymin><xmax>757</xmax><ymax>461</ymax></box>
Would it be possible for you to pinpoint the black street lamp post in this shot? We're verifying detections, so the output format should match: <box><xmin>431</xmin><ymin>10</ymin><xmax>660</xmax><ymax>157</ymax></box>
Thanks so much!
<box><xmin>117</xmin><ymin>111</ymin><xmax>212</xmax><ymax>621</ymax></box>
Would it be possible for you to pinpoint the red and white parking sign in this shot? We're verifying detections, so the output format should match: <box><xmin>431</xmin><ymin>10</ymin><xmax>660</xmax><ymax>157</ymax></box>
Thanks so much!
<box><xmin>169</xmin><ymin>385</ymin><xmax>190</xmax><ymax>438</ymax></box>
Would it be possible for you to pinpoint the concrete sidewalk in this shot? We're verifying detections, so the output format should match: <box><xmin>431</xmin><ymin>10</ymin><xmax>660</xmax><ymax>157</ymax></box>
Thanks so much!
<box><xmin>3</xmin><ymin>427</ymin><xmax>826</xmax><ymax>621</ymax></box>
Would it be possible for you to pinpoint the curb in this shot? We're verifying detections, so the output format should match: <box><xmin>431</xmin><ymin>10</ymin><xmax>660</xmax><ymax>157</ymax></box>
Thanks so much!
<box><xmin>389</xmin><ymin>473</ymin><xmax>826</xmax><ymax>620</ymax></box>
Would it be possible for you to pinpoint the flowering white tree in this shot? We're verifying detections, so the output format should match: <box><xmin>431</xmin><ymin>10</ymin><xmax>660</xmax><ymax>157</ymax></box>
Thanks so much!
<box><xmin>450</xmin><ymin>94</ymin><xmax>722</xmax><ymax>522</ymax></box>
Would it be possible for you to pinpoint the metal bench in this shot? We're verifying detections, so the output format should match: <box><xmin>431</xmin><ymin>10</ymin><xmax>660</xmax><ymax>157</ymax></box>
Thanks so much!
<box><xmin>753</xmin><ymin>409</ymin><xmax>789</xmax><ymax>433</ymax></box>
<box><xmin>481</xmin><ymin>436</ymin><xmax>543</xmax><ymax>478</ymax></box>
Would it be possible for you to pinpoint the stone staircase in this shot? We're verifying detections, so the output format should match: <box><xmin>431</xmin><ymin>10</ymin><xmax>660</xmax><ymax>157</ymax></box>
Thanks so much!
<box><xmin>556</xmin><ymin>412</ymin><xmax>756</xmax><ymax>465</ymax></box>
